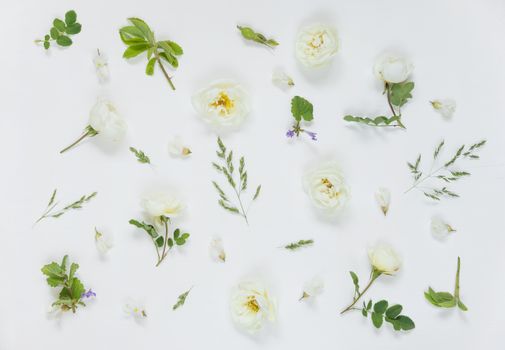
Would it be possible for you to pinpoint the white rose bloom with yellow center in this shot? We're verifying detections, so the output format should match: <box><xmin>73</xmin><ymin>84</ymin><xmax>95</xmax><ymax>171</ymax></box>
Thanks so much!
<box><xmin>303</xmin><ymin>162</ymin><xmax>350</xmax><ymax>216</ymax></box>
<box><xmin>368</xmin><ymin>244</ymin><xmax>401</xmax><ymax>275</ymax></box>
<box><xmin>141</xmin><ymin>192</ymin><xmax>184</xmax><ymax>219</ymax></box>
<box><xmin>295</xmin><ymin>24</ymin><xmax>338</xmax><ymax>68</ymax></box>
<box><xmin>192</xmin><ymin>80</ymin><xmax>249</xmax><ymax>130</ymax></box>
<box><xmin>230</xmin><ymin>281</ymin><xmax>277</xmax><ymax>334</ymax></box>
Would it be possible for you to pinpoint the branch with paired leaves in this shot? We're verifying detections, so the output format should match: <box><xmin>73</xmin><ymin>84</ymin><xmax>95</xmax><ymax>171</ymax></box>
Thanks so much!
<box><xmin>129</xmin><ymin>147</ymin><xmax>151</xmax><ymax>164</ymax></box>
<box><xmin>425</xmin><ymin>257</ymin><xmax>467</xmax><ymax>311</ymax></box>
<box><xmin>344</xmin><ymin>82</ymin><xmax>414</xmax><ymax>129</ymax></box>
<box><xmin>129</xmin><ymin>216</ymin><xmax>189</xmax><ymax>267</ymax></box>
<box><xmin>405</xmin><ymin>139</ymin><xmax>486</xmax><ymax>200</ymax></box>
<box><xmin>342</xmin><ymin>271</ymin><xmax>414</xmax><ymax>331</ymax></box>
<box><xmin>283</xmin><ymin>239</ymin><xmax>314</xmax><ymax>251</ymax></box>
<box><xmin>286</xmin><ymin>96</ymin><xmax>317</xmax><ymax>140</ymax></box>
<box><xmin>35</xmin><ymin>189</ymin><xmax>97</xmax><ymax>224</ymax></box>
<box><xmin>212</xmin><ymin>137</ymin><xmax>261</xmax><ymax>224</ymax></box>
<box><xmin>172</xmin><ymin>287</ymin><xmax>192</xmax><ymax>310</ymax></box>
<box><xmin>41</xmin><ymin>255</ymin><xmax>94</xmax><ymax>313</ymax></box>
<box><xmin>35</xmin><ymin>10</ymin><xmax>81</xmax><ymax>50</ymax></box>
<box><xmin>237</xmin><ymin>25</ymin><xmax>279</xmax><ymax>48</ymax></box>
<box><xmin>119</xmin><ymin>18</ymin><xmax>183</xmax><ymax>90</ymax></box>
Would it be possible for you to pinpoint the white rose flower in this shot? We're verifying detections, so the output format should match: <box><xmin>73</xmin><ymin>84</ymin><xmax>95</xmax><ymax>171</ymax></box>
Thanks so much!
<box><xmin>123</xmin><ymin>300</ymin><xmax>147</xmax><ymax>319</ymax></box>
<box><xmin>93</xmin><ymin>49</ymin><xmax>109</xmax><ymax>83</ymax></box>
<box><xmin>368</xmin><ymin>244</ymin><xmax>401</xmax><ymax>275</ymax></box>
<box><xmin>230</xmin><ymin>281</ymin><xmax>277</xmax><ymax>334</ymax></box>
<box><xmin>375</xmin><ymin>187</ymin><xmax>391</xmax><ymax>216</ymax></box>
<box><xmin>430</xmin><ymin>216</ymin><xmax>456</xmax><ymax>240</ymax></box>
<box><xmin>272</xmin><ymin>68</ymin><xmax>294</xmax><ymax>89</ymax></box>
<box><xmin>300</xmin><ymin>276</ymin><xmax>324</xmax><ymax>301</ymax></box>
<box><xmin>209</xmin><ymin>236</ymin><xmax>226</xmax><ymax>262</ymax></box>
<box><xmin>192</xmin><ymin>80</ymin><xmax>249</xmax><ymax>130</ymax></box>
<box><xmin>295</xmin><ymin>24</ymin><xmax>338</xmax><ymax>68</ymax></box>
<box><xmin>141</xmin><ymin>192</ymin><xmax>184</xmax><ymax>219</ymax></box>
<box><xmin>89</xmin><ymin>99</ymin><xmax>127</xmax><ymax>142</ymax></box>
<box><xmin>374</xmin><ymin>54</ymin><xmax>414</xmax><ymax>83</ymax></box>
<box><xmin>168</xmin><ymin>136</ymin><xmax>192</xmax><ymax>158</ymax></box>
<box><xmin>430</xmin><ymin>99</ymin><xmax>456</xmax><ymax>118</ymax></box>
<box><xmin>303</xmin><ymin>162</ymin><xmax>350</xmax><ymax>216</ymax></box>
<box><xmin>94</xmin><ymin>227</ymin><xmax>113</xmax><ymax>255</ymax></box>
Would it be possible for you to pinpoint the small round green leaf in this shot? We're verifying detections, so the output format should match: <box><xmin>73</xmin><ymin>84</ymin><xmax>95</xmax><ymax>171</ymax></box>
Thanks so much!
<box><xmin>50</xmin><ymin>27</ymin><xmax>60</xmax><ymax>39</ymax></box>
<box><xmin>396</xmin><ymin>315</ymin><xmax>415</xmax><ymax>331</ymax></box>
<box><xmin>53</xmin><ymin>18</ymin><xmax>66</xmax><ymax>32</ymax></box>
<box><xmin>56</xmin><ymin>35</ymin><xmax>72</xmax><ymax>46</ymax></box>
<box><xmin>66</xmin><ymin>23</ymin><xmax>81</xmax><ymax>35</ymax></box>
<box><xmin>371</xmin><ymin>312</ymin><xmax>383</xmax><ymax>328</ymax></box>
<box><xmin>385</xmin><ymin>304</ymin><xmax>402</xmax><ymax>319</ymax></box>
<box><xmin>65</xmin><ymin>10</ymin><xmax>77</xmax><ymax>25</ymax></box>
<box><xmin>373</xmin><ymin>300</ymin><xmax>388</xmax><ymax>314</ymax></box>
<box><xmin>43</xmin><ymin>41</ymin><xmax>50</xmax><ymax>50</ymax></box>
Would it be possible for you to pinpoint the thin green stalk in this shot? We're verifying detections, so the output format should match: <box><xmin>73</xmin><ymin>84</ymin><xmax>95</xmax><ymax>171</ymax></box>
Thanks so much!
<box><xmin>454</xmin><ymin>257</ymin><xmax>461</xmax><ymax>300</ymax></box>
<box><xmin>385</xmin><ymin>83</ymin><xmax>406</xmax><ymax>129</ymax></box>
<box><xmin>60</xmin><ymin>128</ymin><xmax>96</xmax><ymax>154</ymax></box>
<box><xmin>341</xmin><ymin>270</ymin><xmax>381</xmax><ymax>314</ymax></box>
<box><xmin>154</xmin><ymin>51</ymin><xmax>176</xmax><ymax>91</ymax></box>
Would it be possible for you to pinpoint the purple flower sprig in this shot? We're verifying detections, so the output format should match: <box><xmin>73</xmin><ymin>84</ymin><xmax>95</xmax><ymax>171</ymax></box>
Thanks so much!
<box><xmin>287</xmin><ymin>96</ymin><xmax>317</xmax><ymax>141</ymax></box>
<box><xmin>81</xmin><ymin>289</ymin><xmax>96</xmax><ymax>299</ymax></box>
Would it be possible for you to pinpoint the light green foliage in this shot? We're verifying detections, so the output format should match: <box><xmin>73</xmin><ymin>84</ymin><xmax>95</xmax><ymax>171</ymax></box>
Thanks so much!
<box><xmin>172</xmin><ymin>288</ymin><xmax>192</xmax><ymax>310</ymax></box>
<box><xmin>35</xmin><ymin>189</ymin><xmax>97</xmax><ymax>224</ymax></box>
<box><xmin>129</xmin><ymin>147</ymin><xmax>151</xmax><ymax>164</ymax></box>
<box><xmin>41</xmin><ymin>255</ymin><xmax>89</xmax><ymax>313</ymax></box>
<box><xmin>284</xmin><ymin>239</ymin><xmax>314</xmax><ymax>251</ymax></box>
<box><xmin>406</xmin><ymin>140</ymin><xmax>486</xmax><ymax>200</ymax></box>
<box><xmin>36</xmin><ymin>10</ymin><xmax>81</xmax><ymax>50</ymax></box>
<box><xmin>361</xmin><ymin>299</ymin><xmax>415</xmax><ymax>331</ymax></box>
<box><xmin>212</xmin><ymin>137</ymin><xmax>261</xmax><ymax>224</ymax></box>
<box><xmin>424</xmin><ymin>257</ymin><xmax>468</xmax><ymax>311</ymax></box>
<box><xmin>237</xmin><ymin>25</ymin><xmax>278</xmax><ymax>48</ymax></box>
<box><xmin>119</xmin><ymin>18</ymin><xmax>183</xmax><ymax>90</ymax></box>
<box><xmin>291</xmin><ymin>96</ymin><xmax>313</xmax><ymax>122</ymax></box>
<box><xmin>129</xmin><ymin>216</ymin><xmax>189</xmax><ymax>267</ymax></box>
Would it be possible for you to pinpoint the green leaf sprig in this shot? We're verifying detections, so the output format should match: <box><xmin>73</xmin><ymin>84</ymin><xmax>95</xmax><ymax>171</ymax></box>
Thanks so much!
<box><xmin>35</xmin><ymin>10</ymin><xmax>81</xmax><ymax>50</ymax></box>
<box><xmin>41</xmin><ymin>255</ymin><xmax>93</xmax><ymax>313</ymax></box>
<box><xmin>172</xmin><ymin>287</ymin><xmax>192</xmax><ymax>310</ymax></box>
<box><xmin>212</xmin><ymin>137</ymin><xmax>261</xmax><ymax>224</ymax></box>
<box><xmin>129</xmin><ymin>216</ymin><xmax>189</xmax><ymax>267</ymax></box>
<box><xmin>425</xmin><ymin>257</ymin><xmax>467</xmax><ymax>311</ymax></box>
<box><xmin>35</xmin><ymin>189</ymin><xmax>97</xmax><ymax>224</ymax></box>
<box><xmin>344</xmin><ymin>81</ymin><xmax>414</xmax><ymax>129</ymax></box>
<box><xmin>283</xmin><ymin>239</ymin><xmax>314</xmax><ymax>251</ymax></box>
<box><xmin>237</xmin><ymin>25</ymin><xmax>279</xmax><ymax>48</ymax></box>
<box><xmin>358</xmin><ymin>299</ymin><xmax>415</xmax><ymax>331</ymax></box>
<box><xmin>287</xmin><ymin>96</ymin><xmax>317</xmax><ymax>140</ymax></box>
<box><xmin>119</xmin><ymin>18</ymin><xmax>183</xmax><ymax>90</ymax></box>
<box><xmin>129</xmin><ymin>147</ymin><xmax>151</xmax><ymax>164</ymax></box>
<box><xmin>405</xmin><ymin>139</ymin><xmax>486</xmax><ymax>200</ymax></box>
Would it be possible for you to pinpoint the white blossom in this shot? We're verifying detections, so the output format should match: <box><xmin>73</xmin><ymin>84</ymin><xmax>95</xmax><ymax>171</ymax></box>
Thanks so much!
<box><xmin>296</xmin><ymin>24</ymin><xmax>338</xmax><ymax>68</ymax></box>
<box><xmin>430</xmin><ymin>99</ymin><xmax>456</xmax><ymax>118</ymax></box>
<box><xmin>368</xmin><ymin>243</ymin><xmax>401</xmax><ymax>275</ymax></box>
<box><xmin>374</xmin><ymin>54</ymin><xmax>414</xmax><ymax>83</ymax></box>
<box><xmin>123</xmin><ymin>300</ymin><xmax>147</xmax><ymax>319</ymax></box>
<box><xmin>272</xmin><ymin>69</ymin><xmax>294</xmax><ymax>89</ymax></box>
<box><xmin>94</xmin><ymin>227</ymin><xmax>113</xmax><ymax>255</ymax></box>
<box><xmin>93</xmin><ymin>49</ymin><xmax>109</xmax><ymax>83</ymax></box>
<box><xmin>300</xmin><ymin>276</ymin><xmax>324</xmax><ymax>300</ymax></box>
<box><xmin>430</xmin><ymin>216</ymin><xmax>456</xmax><ymax>240</ymax></box>
<box><xmin>209</xmin><ymin>236</ymin><xmax>226</xmax><ymax>262</ymax></box>
<box><xmin>89</xmin><ymin>99</ymin><xmax>127</xmax><ymax>142</ymax></box>
<box><xmin>141</xmin><ymin>191</ymin><xmax>184</xmax><ymax>219</ymax></box>
<box><xmin>375</xmin><ymin>187</ymin><xmax>391</xmax><ymax>216</ymax></box>
<box><xmin>168</xmin><ymin>136</ymin><xmax>192</xmax><ymax>158</ymax></box>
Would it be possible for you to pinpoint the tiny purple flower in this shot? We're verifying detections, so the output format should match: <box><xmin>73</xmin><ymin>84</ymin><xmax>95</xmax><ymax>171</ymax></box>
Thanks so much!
<box><xmin>304</xmin><ymin>130</ymin><xmax>317</xmax><ymax>141</ymax></box>
<box><xmin>81</xmin><ymin>289</ymin><xmax>96</xmax><ymax>299</ymax></box>
<box><xmin>286</xmin><ymin>129</ymin><xmax>295</xmax><ymax>138</ymax></box>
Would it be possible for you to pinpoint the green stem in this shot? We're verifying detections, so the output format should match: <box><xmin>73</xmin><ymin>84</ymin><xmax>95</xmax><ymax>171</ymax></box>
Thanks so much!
<box><xmin>385</xmin><ymin>83</ymin><xmax>406</xmax><ymax>129</ymax></box>
<box><xmin>155</xmin><ymin>54</ymin><xmax>176</xmax><ymax>91</ymax></box>
<box><xmin>404</xmin><ymin>164</ymin><xmax>446</xmax><ymax>194</ymax></box>
<box><xmin>156</xmin><ymin>218</ymin><xmax>171</xmax><ymax>267</ymax></box>
<box><xmin>341</xmin><ymin>270</ymin><xmax>381</xmax><ymax>314</ymax></box>
<box><xmin>454</xmin><ymin>257</ymin><xmax>461</xmax><ymax>300</ymax></box>
<box><xmin>60</xmin><ymin>128</ymin><xmax>96</xmax><ymax>154</ymax></box>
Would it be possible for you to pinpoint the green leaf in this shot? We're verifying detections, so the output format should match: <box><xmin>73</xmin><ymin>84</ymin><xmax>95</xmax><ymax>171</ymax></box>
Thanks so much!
<box><xmin>167</xmin><ymin>238</ymin><xmax>174</xmax><ymax>247</ymax></box>
<box><xmin>41</xmin><ymin>262</ymin><xmax>65</xmax><ymax>278</ymax></box>
<box><xmin>129</xmin><ymin>146</ymin><xmax>151</xmax><ymax>164</ymax></box>
<box><xmin>44</xmin><ymin>41</ymin><xmax>50</xmax><ymax>49</ymax></box>
<box><xmin>128</xmin><ymin>18</ymin><xmax>153</xmax><ymax>42</ymax></box>
<box><xmin>123</xmin><ymin>43</ymin><xmax>150</xmax><ymax>58</ymax></box>
<box><xmin>145</xmin><ymin>58</ymin><xmax>156</xmax><ymax>75</ymax></box>
<box><xmin>166</xmin><ymin>41</ymin><xmax>183</xmax><ymax>55</ymax></box>
<box><xmin>291</xmin><ymin>96</ymin><xmax>313</xmax><ymax>122</ymax></box>
<box><xmin>396</xmin><ymin>315</ymin><xmax>415</xmax><ymax>331</ymax></box>
<box><xmin>173</xmin><ymin>288</ymin><xmax>191</xmax><ymax>310</ymax></box>
<box><xmin>389</xmin><ymin>82</ymin><xmax>415</xmax><ymax>107</ymax></box>
<box><xmin>53</xmin><ymin>19</ymin><xmax>66</xmax><ymax>32</ymax></box>
<box><xmin>457</xmin><ymin>300</ymin><xmax>468</xmax><ymax>311</ymax></box>
<box><xmin>129</xmin><ymin>219</ymin><xmax>158</xmax><ymax>238</ymax></box>
<box><xmin>69</xmin><ymin>263</ymin><xmax>79</xmax><ymax>280</ymax></box>
<box><xmin>385</xmin><ymin>305</ymin><xmax>402</xmax><ymax>319</ymax></box>
<box><xmin>349</xmin><ymin>271</ymin><xmax>359</xmax><ymax>294</ymax></box>
<box><xmin>284</xmin><ymin>239</ymin><xmax>314</xmax><ymax>250</ymax></box>
<box><xmin>50</xmin><ymin>27</ymin><xmax>60</xmax><ymax>39</ymax></box>
<box><xmin>366</xmin><ymin>300</ymin><xmax>372</xmax><ymax>310</ymax></box>
<box><xmin>237</xmin><ymin>25</ymin><xmax>279</xmax><ymax>48</ymax></box>
<box><xmin>155</xmin><ymin>236</ymin><xmax>164</xmax><ymax>247</ymax></box>
<box><xmin>65</xmin><ymin>10</ymin><xmax>77</xmax><ymax>25</ymax></box>
<box><xmin>70</xmin><ymin>278</ymin><xmax>85</xmax><ymax>300</ymax></box>
<box><xmin>66</xmin><ymin>23</ymin><xmax>81</xmax><ymax>35</ymax></box>
<box><xmin>60</xmin><ymin>255</ymin><xmax>68</xmax><ymax>271</ymax></box>
<box><xmin>173</xmin><ymin>229</ymin><xmax>180</xmax><ymax>240</ymax></box>
<box><xmin>373</xmin><ymin>300</ymin><xmax>388</xmax><ymax>314</ymax></box>
<box><xmin>159</xmin><ymin>52</ymin><xmax>178</xmax><ymax>68</ymax></box>
<box><xmin>46</xmin><ymin>277</ymin><xmax>65</xmax><ymax>287</ymax></box>
<box><xmin>361</xmin><ymin>308</ymin><xmax>368</xmax><ymax>317</ymax></box>
<box><xmin>371</xmin><ymin>312</ymin><xmax>383</xmax><ymax>328</ymax></box>
<box><xmin>253</xmin><ymin>185</ymin><xmax>261</xmax><ymax>200</ymax></box>
<box><xmin>119</xmin><ymin>27</ymin><xmax>148</xmax><ymax>45</ymax></box>
<box><xmin>56</xmin><ymin>35</ymin><xmax>72</xmax><ymax>46</ymax></box>
<box><xmin>181</xmin><ymin>233</ymin><xmax>190</xmax><ymax>240</ymax></box>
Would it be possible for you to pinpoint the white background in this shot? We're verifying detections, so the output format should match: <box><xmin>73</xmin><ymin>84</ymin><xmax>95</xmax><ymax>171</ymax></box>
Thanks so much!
<box><xmin>1</xmin><ymin>0</ymin><xmax>505</xmax><ymax>349</ymax></box>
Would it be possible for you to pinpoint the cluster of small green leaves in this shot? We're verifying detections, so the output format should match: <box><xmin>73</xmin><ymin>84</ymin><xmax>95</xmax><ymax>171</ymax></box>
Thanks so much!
<box><xmin>237</xmin><ymin>25</ymin><xmax>279</xmax><ymax>48</ymax></box>
<box><xmin>212</xmin><ymin>137</ymin><xmax>261</xmax><ymax>224</ymax></box>
<box><xmin>344</xmin><ymin>82</ymin><xmax>414</xmax><ymax>128</ymax></box>
<box><xmin>360</xmin><ymin>299</ymin><xmax>415</xmax><ymax>331</ymax></box>
<box><xmin>119</xmin><ymin>18</ymin><xmax>183</xmax><ymax>90</ymax></box>
<box><xmin>35</xmin><ymin>189</ymin><xmax>97</xmax><ymax>224</ymax></box>
<box><xmin>41</xmin><ymin>255</ymin><xmax>88</xmax><ymax>313</ymax></box>
<box><xmin>425</xmin><ymin>257</ymin><xmax>467</xmax><ymax>311</ymax></box>
<box><xmin>406</xmin><ymin>139</ymin><xmax>486</xmax><ymax>200</ymax></box>
<box><xmin>129</xmin><ymin>147</ymin><xmax>151</xmax><ymax>164</ymax></box>
<box><xmin>36</xmin><ymin>10</ymin><xmax>81</xmax><ymax>50</ymax></box>
<box><xmin>129</xmin><ymin>216</ymin><xmax>189</xmax><ymax>267</ymax></box>
<box><xmin>172</xmin><ymin>288</ymin><xmax>192</xmax><ymax>310</ymax></box>
<box><xmin>283</xmin><ymin>239</ymin><xmax>314</xmax><ymax>250</ymax></box>
<box><xmin>288</xmin><ymin>96</ymin><xmax>316</xmax><ymax>139</ymax></box>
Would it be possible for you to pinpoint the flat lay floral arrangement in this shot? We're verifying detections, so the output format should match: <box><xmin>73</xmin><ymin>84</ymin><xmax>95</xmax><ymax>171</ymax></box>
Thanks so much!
<box><xmin>8</xmin><ymin>1</ymin><xmax>505</xmax><ymax>349</ymax></box>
